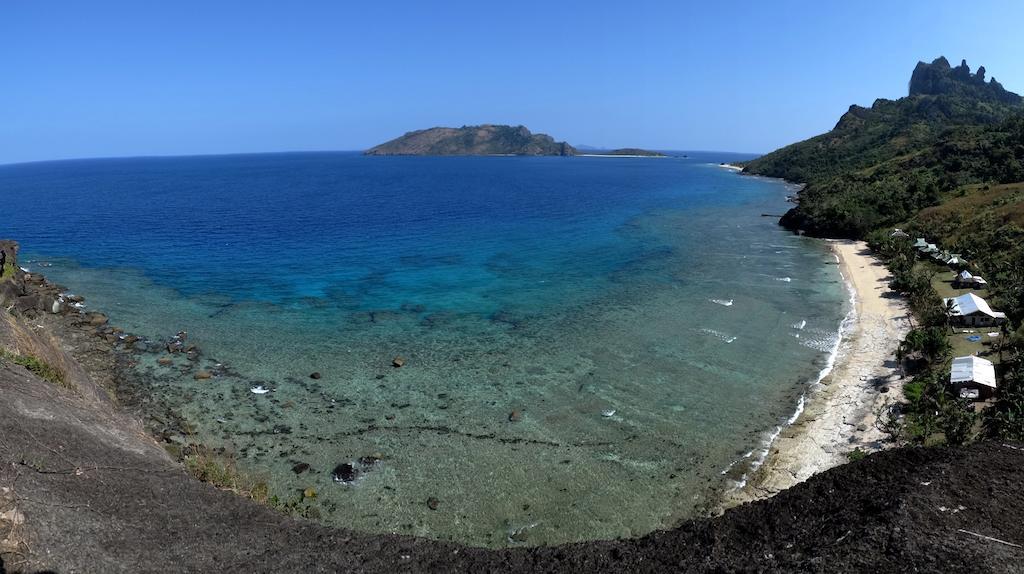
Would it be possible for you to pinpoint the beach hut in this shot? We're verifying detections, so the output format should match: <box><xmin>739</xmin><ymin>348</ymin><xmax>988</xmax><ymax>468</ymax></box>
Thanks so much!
<box><xmin>891</xmin><ymin>228</ymin><xmax>910</xmax><ymax>239</ymax></box>
<box><xmin>944</xmin><ymin>293</ymin><xmax>1007</xmax><ymax>327</ymax></box>
<box><xmin>923</xmin><ymin>243</ymin><xmax>939</xmax><ymax>254</ymax></box>
<box><xmin>949</xmin><ymin>355</ymin><xmax>997</xmax><ymax>400</ymax></box>
<box><xmin>913</xmin><ymin>238</ymin><xmax>929</xmax><ymax>249</ymax></box>
<box><xmin>953</xmin><ymin>271</ymin><xmax>987</xmax><ymax>289</ymax></box>
<box><xmin>953</xmin><ymin>270</ymin><xmax>974</xmax><ymax>289</ymax></box>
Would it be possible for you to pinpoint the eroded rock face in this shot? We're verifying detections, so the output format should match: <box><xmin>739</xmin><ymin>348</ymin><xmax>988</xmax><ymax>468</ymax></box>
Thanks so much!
<box><xmin>0</xmin><ymin>242</ymin><xmax>71</xmax><ymax>316</ymax></box>
<box><xmin>909</xmin><ymin>56</ymin><xmax>1022</xmax><ymax>104</ymax></box>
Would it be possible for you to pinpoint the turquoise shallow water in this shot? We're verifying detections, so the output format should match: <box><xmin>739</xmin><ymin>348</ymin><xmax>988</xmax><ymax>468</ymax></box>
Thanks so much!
<box><xmin>0</xmin><ymin>152</ymin><xmax>846</xmax><ymax>546</ymax></box>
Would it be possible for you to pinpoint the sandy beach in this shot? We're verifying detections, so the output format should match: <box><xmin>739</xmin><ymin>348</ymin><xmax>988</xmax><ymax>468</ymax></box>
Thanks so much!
<box><xmin>728</xmin><ymin>239</ymin><xmax>913</xmax><ymax>504</ymax></box>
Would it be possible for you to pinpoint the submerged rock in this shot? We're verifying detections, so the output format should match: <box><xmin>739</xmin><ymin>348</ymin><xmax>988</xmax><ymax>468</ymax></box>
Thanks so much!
<box><xmin>309</xmin><ymin>372</ymin><xmax>321</xmax><ymax>379</ymax></box>
<box><xmin>508</xmin><ymin>410</ymin><xmax>522</xmax><ymax>422</ymax></box>
<box><xmin>291</xmin><ymin>462</ymin><xmax>310</xmax><ymax>474</ymax></box>
<box><xmin>426</xmin><ymin>497</ymin><xmax>440</xmax><ymax>510</ymax></box>
<box><xmin>358</xmin><ymin>453</ymin><xmax>383</xmax><ymax>466</ymax></box>
<box><xmin>332</xmin><ymin>463</ymin><xmax>359</xmax><ymax>484</ymax></box>
<box><xmin>193</xmin><ymin>371</ymin><xmax>212</xmax><ymax>380</ymax></box>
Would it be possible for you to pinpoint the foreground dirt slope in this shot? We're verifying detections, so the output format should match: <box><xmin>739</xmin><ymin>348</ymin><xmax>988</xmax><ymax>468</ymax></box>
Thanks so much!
<box><xmin>1</xmin><ymin>318</ymin><xmax>1022</xmax><ymax>572</ymax></box>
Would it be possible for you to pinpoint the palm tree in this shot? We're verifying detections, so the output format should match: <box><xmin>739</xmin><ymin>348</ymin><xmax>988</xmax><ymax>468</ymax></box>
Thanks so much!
<box><xmin>943</xmin><ymin>298</ymin><xmax>957</xmax><ymax>334</ymax></box>
<box><xmin>997</xmin><ymin>323</ymin><xmax>1010</xmax><ymax>362</ymax></box>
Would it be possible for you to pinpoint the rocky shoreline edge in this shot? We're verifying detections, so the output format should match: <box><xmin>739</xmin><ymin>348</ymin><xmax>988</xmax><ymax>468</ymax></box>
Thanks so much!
<box><xmin>0</xmin><ymin>241</ymin><xmax>231</xmax><ymax>451</ymax></box>
<box><xmin>1</xmin><ymin>239</ymin><xmax>1023</xmax><ymax>572</ymax></box>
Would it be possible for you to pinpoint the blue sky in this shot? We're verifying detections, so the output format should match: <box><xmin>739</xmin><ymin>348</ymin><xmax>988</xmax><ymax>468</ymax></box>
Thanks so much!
<box><xmin>2</xmin><ymin>1</ymin><xmax>1022</xmax><ymax>164</ymax></box>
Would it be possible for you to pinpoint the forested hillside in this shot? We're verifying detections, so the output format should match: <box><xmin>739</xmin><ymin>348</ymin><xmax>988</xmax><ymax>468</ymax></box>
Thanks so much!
<box><xmin>746</xmin><ymin>57</ymin><xmax>1024</xmax><ymax>445</ymax></box>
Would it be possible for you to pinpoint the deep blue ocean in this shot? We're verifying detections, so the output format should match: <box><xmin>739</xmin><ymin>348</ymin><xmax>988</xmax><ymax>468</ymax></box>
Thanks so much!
<box><xmin>0</xmin><ymin>152</ymin><xmax>847</xmax><ymax>546</ymax></box>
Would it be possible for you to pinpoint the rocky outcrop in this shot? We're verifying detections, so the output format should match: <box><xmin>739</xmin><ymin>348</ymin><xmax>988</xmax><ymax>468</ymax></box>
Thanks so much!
<box><xmin>365</xmin><ymin>125</ymin><xmax>577</xmax><ymax>156</ymax></box>
<box><xmin>909</xmin><ymin>56</ymin><xmax>1022</xmax><ymax>104</ymax></box>
<box><xmin>0</xmin><ymin>242</ymin><xmax>70</xmax><ymax>316</ymax></box>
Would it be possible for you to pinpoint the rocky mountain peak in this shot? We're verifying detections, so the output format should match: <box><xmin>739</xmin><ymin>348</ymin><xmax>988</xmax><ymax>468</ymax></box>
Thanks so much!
<box><xmin>908</xmin><ymin>56</ymin><xmax>1021</xmax><ymax>104</ymax></box>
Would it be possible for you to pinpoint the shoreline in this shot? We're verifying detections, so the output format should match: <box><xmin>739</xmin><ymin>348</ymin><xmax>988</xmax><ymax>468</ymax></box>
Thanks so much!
<box><xmin>8</xmin><ymin>236</ymin><xmax>910</xmax><ymax>535</ymax></box>
<box><xmin>725</xmin><ymin>239</ymin><xmax>912</xmax><ymax>505</ymax></box>
<box><xmin>3</xmin><ymin>260</ymin><xmax>1020</xmax><ymax>569</ymax></box>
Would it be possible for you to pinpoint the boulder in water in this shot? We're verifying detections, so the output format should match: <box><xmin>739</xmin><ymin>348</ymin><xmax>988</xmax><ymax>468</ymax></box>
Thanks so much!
<box><xmin>332</xmin><ymin>462</ymin><xmax>359</xmax><ymax>484</ymax></box>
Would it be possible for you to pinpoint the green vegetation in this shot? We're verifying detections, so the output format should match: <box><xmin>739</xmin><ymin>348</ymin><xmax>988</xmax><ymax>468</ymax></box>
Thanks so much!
<box><xmin>180</xmin><ymin>443</ymin><xmax>323</xmax><ymax>518</ymax></box>
<box><xmin>746</xmin><ymin>57</ymin><xmax>1024</xmax><ymax>446</ymax></box>
<box><xmin>745</xmin><ymin>57</ymin><xmax>1024</xmax><ymax>255</ymax></box>
<box><xmin>1</xmin><ymin>261</ymin><xmax>16</xmax><ymax>279</ymax></box>
<box><xmin>182</xmin><ymin>445</ymin><xmax>271</xmax><ymax>504</ymax></box>
<box><xmin>846</xmin><ymin>448</ymin><xmax>867</xmax><ymax>462</ymax></box>
<box><xmin>986</xmin><ymin>362</ymin><xmax>1024</xmax><ymax>439</ymax></box>
<box><xmin>0</xmin><ymin>349</ymin><xmax>68</xmax><ymax>389</ymax></box>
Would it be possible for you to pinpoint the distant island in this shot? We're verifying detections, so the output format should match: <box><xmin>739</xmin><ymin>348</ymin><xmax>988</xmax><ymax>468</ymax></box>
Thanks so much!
<box><xmin>577</xmin><ymin>148</ymin><xmax>667</xmax><ymax>157</ymax></box>
<box><xmin>365</xmin><ymin>124</ymin><xmax>576</xmax><ymax>156</ymax></box>
<box><xmin>365</xmin><ymin>125</ymin><xmax>668</xmax><ymax>158</ymax></box>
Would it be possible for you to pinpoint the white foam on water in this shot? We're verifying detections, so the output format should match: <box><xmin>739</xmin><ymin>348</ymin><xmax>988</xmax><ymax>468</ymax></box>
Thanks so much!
<box><xmin>724</xmin><ymin>264</ymin><xmax>857</xmax><ymax>491</ymax></box>
<box><xmin>775</xmin><ymin>276</ymin><xmax>792</xmax><ymax>282</ymax></box>
<box><xmin>699</xmin><ymin>328</ymin><xmax>737</xmax><ymax>344</ymax></box>
<box><xmin>792</xmin><ymin>319</ymin><xmax>806</xmax><ymax>330</ymax></box>
<box><xmin>710</xmin><ymin>298</ymin><xmax>734</xmax><ymax>307</ymax></box>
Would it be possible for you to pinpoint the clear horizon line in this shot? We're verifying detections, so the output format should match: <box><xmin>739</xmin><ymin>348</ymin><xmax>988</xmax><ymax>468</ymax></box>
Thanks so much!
<box><xmin>0</xmin><ymin>147</ymin><xmax>766</xmax><ymax>168</ymax></box>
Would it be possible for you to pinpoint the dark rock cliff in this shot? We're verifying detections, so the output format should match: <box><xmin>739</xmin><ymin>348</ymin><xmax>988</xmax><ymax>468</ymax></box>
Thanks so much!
<box><xmin>910</xmin><ymin>57</ymin><xmax>1022</xmax><ymax>105</ymax></box>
